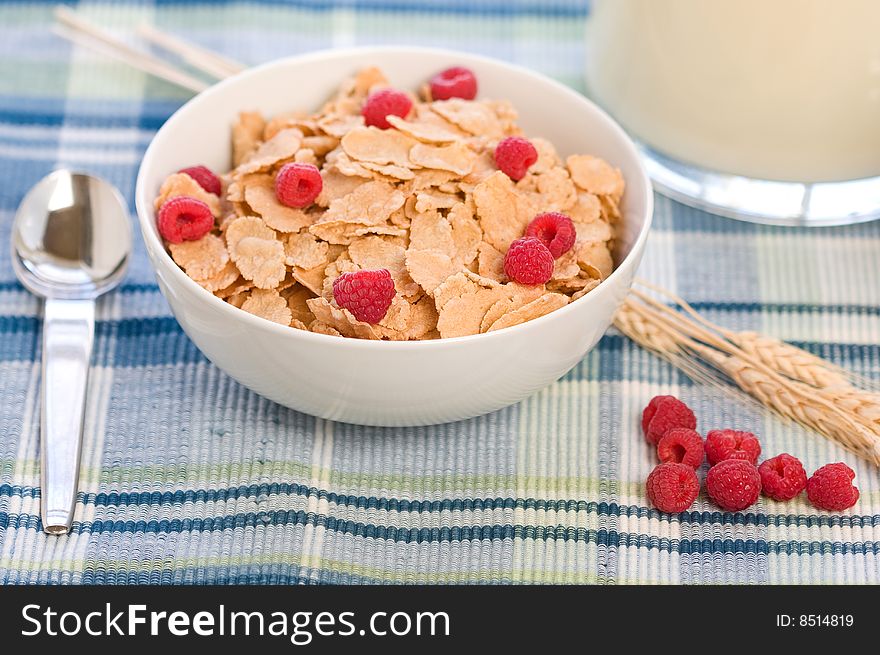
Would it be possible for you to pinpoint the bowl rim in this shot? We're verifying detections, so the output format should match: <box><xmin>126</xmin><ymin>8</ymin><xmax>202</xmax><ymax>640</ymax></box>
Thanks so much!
<box><xmin>135</xmin><ymin>45</ymin><xmax>653</xmax><ymax>350</ymax></box>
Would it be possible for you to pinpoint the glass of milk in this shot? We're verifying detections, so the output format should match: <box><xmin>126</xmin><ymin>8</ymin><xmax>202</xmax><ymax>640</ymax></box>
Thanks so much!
<box><xmin>584</xmin><ymin>0</ymin><xmax>880</xmax><ymax>226</ymax></box>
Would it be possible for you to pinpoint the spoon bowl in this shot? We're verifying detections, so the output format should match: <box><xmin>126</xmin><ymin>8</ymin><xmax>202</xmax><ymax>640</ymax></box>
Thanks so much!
<box><xmin>12</xmin><ymin>170</ymin><xmax>130</xmax><ymax>300</ymax></box>
<box><xmin>12</xmin><ymin>169</ymin><xmax>131</xmax><ymax>534</ymax></box>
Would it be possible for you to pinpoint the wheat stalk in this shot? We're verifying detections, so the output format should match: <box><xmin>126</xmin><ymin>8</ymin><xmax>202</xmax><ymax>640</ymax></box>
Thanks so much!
<box><xmin>614</xmin><ymin>300</ymin><xmax>734</xmax><ymax>390</ymax></box>
<box><xmin>614</xmin><ymin>298</ymin><xmax>682</xmax><ymax>354</ymax></box>
<box><xmin>820</xmin><ymin>386</ymin><xmax>880</xmax><ymax>425</ymax></box>
<box><xmin>699</xmin><ymin>346</ymin><xmax>880</xmax><ymax>465</ymax></box>
<box><xmin>613</xmin><ymin>292</ymin><xmax>880</xmax><ymax>466</ymax></box>
<box><xmin>634</xmin><ymin>278</ymin><xmax>859</xmax><ymax>390</ymax></box>
<box><xmin>729</xmin><ymin>332</ymin><xmax>850</xmax><ymax>388</ymax></box>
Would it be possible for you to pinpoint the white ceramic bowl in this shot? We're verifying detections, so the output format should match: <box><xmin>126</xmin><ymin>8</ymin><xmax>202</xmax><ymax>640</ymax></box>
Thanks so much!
<box><xmin>135</xmin><ymin>46</ymin><xmax>652</xmax><ymax>426</ymax></box>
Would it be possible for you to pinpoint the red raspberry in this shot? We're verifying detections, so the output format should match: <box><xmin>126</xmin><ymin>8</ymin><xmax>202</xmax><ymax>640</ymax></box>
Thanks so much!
<box><xmin>178</xmin><ymin>165</ymin><xmax>221</xmax><ymax>196</ymax></box>
<box><xmin>641</xmin><ymin>395</ymin><xmax>669</xmax><ymax>435</ymax></box>
<box><xmin>429</xmin><ymin>66</ymin><xmax>478</xmax><ymax>101</ymax></box>
<box><xmin>525</xmin><ymin>212</ymin><xmax>576</xmax><ymax>258</ymax></box>
<box><xmin>657</xmin><ymin>428</ymin><xmax>705</xmax><ymax>469</ymax></box>
<box><xmin>275</xmin><ymin>162</ymin><xmax>323</xmax><ymax>208</ymax></box>
<box><xmin>503</xmin><ymin>237</ymin><xmax>554</xmax><ymax>285</ymax></box>
<box><xmin>362</xmin><ymin>88</ymin><xmax>413</xmax><ymax>129</ymax></box>
<box><xmin>157</xmin><ymin>196</ymin><xmax>214</xmax><ymax>244</ymax></box>
<box><xmin>705</xmin><ymin>429</ymin><xmax>761</xmax><ymax>465</ymax></box>
<box><xmin>806</xmin><ymin>463</ymin><xmax>859</xmax><ymax>511</ymax></box>
<box><xmin>332</xmin><ymin>269</ymin><xmax>396</xmax><ymax>324</ymax></box>
<box><xmin>758</xmin><ymin>453</ymin><xmax>807</xmax><ymax>501</ymax></box>
<box><xmin>706</xmin><ymin>459</ymin><xmax>761</xmax><ymax>512</ymax></box>
<box><xmin>646</xmin><ymin>463</ymin><xmax>699</xmax><ymax>513</ymax></box>
<box><xmin>641</xmin><ymin>395</ymin><xmax>697</xmax><ymax>445</ymax></box>
<box><xmin>494</xmin><ymin>136</ymin><xmax>538</xmax><ymax>181</ymax></box>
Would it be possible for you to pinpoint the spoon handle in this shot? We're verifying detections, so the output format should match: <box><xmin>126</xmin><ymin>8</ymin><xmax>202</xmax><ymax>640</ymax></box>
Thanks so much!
<box><xmin>40</xmin><ymin>298</ymin><xmax>94</xmax><ymax>535</ymax></box>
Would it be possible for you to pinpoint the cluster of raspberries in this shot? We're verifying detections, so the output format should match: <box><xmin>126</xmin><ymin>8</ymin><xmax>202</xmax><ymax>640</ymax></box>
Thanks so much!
<box><xmin>642</xmin><ymin>395</ymin><xmax>860</xmax><ymax>513</ymax></box>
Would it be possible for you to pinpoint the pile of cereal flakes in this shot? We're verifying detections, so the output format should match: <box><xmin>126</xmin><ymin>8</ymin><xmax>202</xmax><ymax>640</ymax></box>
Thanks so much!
<box><xmin>154</xmin><ymin>66</ymin><xmax>624</xmax><ymax>340</ymax></box>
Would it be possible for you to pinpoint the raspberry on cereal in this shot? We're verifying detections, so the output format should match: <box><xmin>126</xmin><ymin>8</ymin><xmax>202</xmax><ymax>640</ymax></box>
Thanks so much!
<box><xmin>657</xmin><ymin>428</ymin><xmax>704</xmax><ymax>469</ymax></box>
<box><xmin>362</xmin><ymin>88</ymin><xmax>413</xmax><ymax>129</ymax></box>
<box><xmin>157</xmin><ymin>196</ymin><xmax>214</xmax><ymax>244</ymax></box>
<box><xmin>494</xmin><ymin>136</ymin><xmax>538</xmax><ymax>181</ymax></box>
<box><xmin>758</xmin><ymin>453</ymin><xmax>807</xmax><ymax>501</ymax></box>
<box><xmin>332</xmin><ymin>269</ymin><xmax>396</xmax><ymax>324</ymax></box>
<box><xmin>275</xmin><ymin>162</ymin><xmax>323</xmax><ymax>208</ymax></box>
<box><xmin>646</xmin><ymin>462</ymin><xmax>699</xmax><ymax>513</ymax></box>
<box><xmin>178</xmin><ymin>165</ymin><xmax>221</xmax><ymax>196</ymax></box>
<box><xmin>806</xmin><ymin>462</ymin><xmax>859</xmax><ymax>511</ymax></box>
<box><xmin>525</xmin><ymin>212</ymin><xmax>576</xmax><ymax>258</ymax></box>
<box><xmin>429</xmin><ymin>66</ymin><xmax>478</xmax><ymax>101</ymax></box>
<box><xmin>705</xmin><ymin>429</ymin><xmax>761</xmax><ymax>465</ymax></box>
<box><xmin>503</xmin><ymin>237</ymin><xmax>554</xmax><ymax>285</ymax></box>
<box><xmin>706</xmin><ymin>459</ymin><xmax>761</xmax><ymax>512</ymax></box>
<box><xmin>642</xmin><ymin>396</ymin><xmax>697</xmax><ymax>445</ymax></box>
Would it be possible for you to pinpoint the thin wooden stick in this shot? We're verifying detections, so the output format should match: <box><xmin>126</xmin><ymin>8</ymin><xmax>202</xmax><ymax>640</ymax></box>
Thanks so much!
<box><xmin>53</xmin><ymin>7</ymin><xmax>209</xmax><ymax>93</ymax></box>
<box><xmin>137</xmin><ymin>23</ymin><xmax>246</xmax><ymax>79</ymax></box>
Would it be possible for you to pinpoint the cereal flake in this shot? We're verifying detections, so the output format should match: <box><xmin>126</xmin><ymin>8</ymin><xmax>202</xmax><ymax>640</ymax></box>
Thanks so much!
<box><xmin>169</xmin><ymin>233</ymin><xmax>229</xmax><ymax>280</ymax></box>
<box><xmin>241</xmin><ymin>289</ymin><xmax>292</xmax><ymax>325</ymax></box>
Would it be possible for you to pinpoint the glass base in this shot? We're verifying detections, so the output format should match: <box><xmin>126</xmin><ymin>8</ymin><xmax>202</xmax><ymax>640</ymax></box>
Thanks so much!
<box><xmin>639</xmin><ymin>143</ymin><xmax>880</xmax><ymax>227</ymax></box>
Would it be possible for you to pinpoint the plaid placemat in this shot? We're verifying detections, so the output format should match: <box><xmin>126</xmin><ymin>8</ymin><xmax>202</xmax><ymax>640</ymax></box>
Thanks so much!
<box><xmin>1</xmin><ymin>0</ymin><xmax>878</xmax><ymax>585</ymax></box>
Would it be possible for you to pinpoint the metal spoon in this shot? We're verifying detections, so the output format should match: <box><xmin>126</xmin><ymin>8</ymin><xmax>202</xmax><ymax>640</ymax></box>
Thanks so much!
<box><xmin>11</xmin><ymin>170</ymin><xmax>131</xmax><ymax>535</ymax></box>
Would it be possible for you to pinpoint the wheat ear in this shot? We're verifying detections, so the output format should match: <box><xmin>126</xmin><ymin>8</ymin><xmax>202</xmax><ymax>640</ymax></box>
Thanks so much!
<box><xmin>695</xmin><ymin>345</ymin><xmax>880</xmax><ymax>465</ymax></box>
<box><xmin>614</xmin><ymin>293</ymin><xmax>880</xmax><ymax>466</ymax></box>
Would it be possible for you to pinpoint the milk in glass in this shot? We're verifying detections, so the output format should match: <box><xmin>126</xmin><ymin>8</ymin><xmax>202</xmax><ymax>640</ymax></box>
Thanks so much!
<box><xmin>585</xmin><ymin>0</ymin><xmax>880</xmax><ymax>182</ymax></box>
